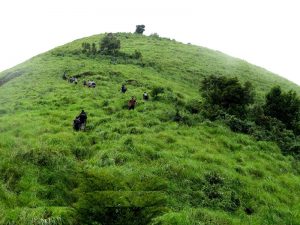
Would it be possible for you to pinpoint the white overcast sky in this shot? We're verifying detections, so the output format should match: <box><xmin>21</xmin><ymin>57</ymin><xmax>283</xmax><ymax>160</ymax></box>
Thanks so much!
<box><xmin>0</xmin><ymin>0</ymin><xmax>299</xmax><ymax>85</ymax></box>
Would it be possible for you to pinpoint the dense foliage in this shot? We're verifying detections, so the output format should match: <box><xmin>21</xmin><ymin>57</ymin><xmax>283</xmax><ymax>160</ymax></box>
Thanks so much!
<box><xmin>100</xmin><ymin>33</ymin><xmax>121</xmax><ymax>55</ymax></box>
<box><xmin>201</xmin><ymin>75</ymin><xmax>254</xmax><ymax>117</ymax></box>
<box><xmin>200</xmin><ymin>75</ymin><xmax>300</xmax><ymax>157</ymax></box>
<box><xmin>263</xmin><ymin>86</ymin><xmax>300</xmax><ymax>133</ymax></box>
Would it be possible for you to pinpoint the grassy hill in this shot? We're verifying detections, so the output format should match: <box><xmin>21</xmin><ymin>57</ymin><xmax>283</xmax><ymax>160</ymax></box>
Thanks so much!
<box><xmin>0</xmin><ymin>33</ymin><xmax>299</xmax><ymax>225</ymax></box>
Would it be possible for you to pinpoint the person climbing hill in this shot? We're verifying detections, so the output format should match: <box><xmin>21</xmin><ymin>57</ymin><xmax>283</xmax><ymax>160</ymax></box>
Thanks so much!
<box><xmin>79</xmin><ymin>110</ymin><xmax>87</xmax><ymax>124</ymax></box>
<box><xmin>128</xmin><ymin>96</ymin><xmax>137</xmax><ymax>110</ymax></box>
<box><xmin>143</xmin><ymin>92</ymin><xmax>149</xmax><ymax>100</ymax></box>
<box><xmin>121</xmin><ymin>84</ymin><xmax>127</xmax><ymax>93</ymax></box>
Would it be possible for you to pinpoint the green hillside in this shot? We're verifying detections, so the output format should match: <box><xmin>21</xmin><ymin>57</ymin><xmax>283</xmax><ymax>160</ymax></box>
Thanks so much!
<box><xmin>0</xmin><ymin>33</ymin><xmax>299</xmax><ymax>225</ymax></box>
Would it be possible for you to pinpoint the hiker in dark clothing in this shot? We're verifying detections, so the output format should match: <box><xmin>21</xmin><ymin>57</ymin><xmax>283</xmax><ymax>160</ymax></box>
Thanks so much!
<box><xmin>143</xmin><ymin>92</ymin><xmax>149</xmax><ymax>100</ymax></box>
<box><xmin>79</xmin><ymin>110</ymin><xmax>87</xmax><ymax>123</ymax></box>
<box><xmin>128</xmin><ymin>96</ymin><xmax>137</xmax><ymax>110</ymax></box>
<box><xmin>69</xmin><ymin>77</ymin><xmax>77</xmax><ymax>84</ymax></box>
<box><xmin>121</xmin><ymin>84</ymin><xmax>127</xmax><ymax>93</ymax></box>
<box><xmin>73</xmin><ymin>110</ymin><xmax>87</xmax><ymax>131</ymax></box>
<box><xmin>73</xmin><ymin>116</ymin><xmax>82</xmax><ymax>131</ymax></box>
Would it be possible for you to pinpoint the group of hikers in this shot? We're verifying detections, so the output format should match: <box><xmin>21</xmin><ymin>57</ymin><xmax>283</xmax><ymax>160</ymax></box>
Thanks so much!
<box><xmin>83</xmin><ymin>80</ymin><xmax>96</xmax><ymax>88</ymax></box>
<box><xmin>72</xmin><ymin>82</ymin><xmax>150</xmax><ymax>131</ymax></box>
<box><xmin>63</xmin><ymin>71</ymin><xmax>96</xmax><ymax>88</ymax></box>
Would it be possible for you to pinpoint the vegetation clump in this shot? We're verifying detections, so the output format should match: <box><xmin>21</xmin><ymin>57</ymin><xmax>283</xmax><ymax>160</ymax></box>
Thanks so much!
<box><xmin>263</xmin><ymin>86</ymin><xmax>300</xmax><ymax>133</ymax></box>
<box><xmin>100</xmin><ymin>33</ymin><xmax>121</xmax><ymax>55</ymax></box>
<box><xmin>201</xmin><ymin>75</ymin><xmax>254</xmax><ymax>117</ymax></box>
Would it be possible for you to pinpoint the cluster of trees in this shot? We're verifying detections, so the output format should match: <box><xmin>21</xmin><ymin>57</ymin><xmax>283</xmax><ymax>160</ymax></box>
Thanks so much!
<box><xmin>81</xmin><ymin>32</ymin><xmax>143</xmax><ymax>62</ymax></box>
<box><xmin>81</xmin><ymin>42</ymin><xmax>97</xmax><ymax>55</ymax></box>
<box><xmin>81</xmin><ymin>33</ymin><xmax>121</xmax><ymax>56</ymax></box>
<box><xmin>200</xmin><ymin>75</ymin><xmax>300</xmax><ymax>158</ymax></box>
<box><xmin>100</xmin><ymin>33</ymin><xmax>121</xmax><ymax>55</ymax></box>
<box><xmin>81</xmin><ymin>25</ymin><xmax>146</xmax><ymax>56</ymax></box>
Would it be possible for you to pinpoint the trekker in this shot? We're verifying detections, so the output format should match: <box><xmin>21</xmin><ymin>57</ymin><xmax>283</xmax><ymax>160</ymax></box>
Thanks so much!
<box><xmin>73</xmin><ymin>110</ymin><xmax>87</xmax><ymax>131</ymax></box>
<box><xmin>79</xmin><ymin>110</ymin><xmax>87</xmax><ymax>124</ymax></box>
<box><xmin>88</xmin><ymin>81</ymin><xmax>96</xmax><ymax>88</ymax></box>
<box><xmin>128</xmin><ymin>96</ymin><xmax>137</xmax><ymax>110</ymax></box>
<box><xmin>143</xmin><ymin>92</ymin><xmax>149</xmax><ymax>100</ymax></box>
<box><xmin>121</xmin><ymin>84</ymin><xmax>127</xmax><ymax>93</ymax></box>
<box><xmin>73</xmin><ymin>117</ymin><xmax>81</xmax><ymax>131</ymax></box>
<box><xmin>69</xmin><ymin>77</ymin><xmax>77</xmax><ymax>84</ymax></box>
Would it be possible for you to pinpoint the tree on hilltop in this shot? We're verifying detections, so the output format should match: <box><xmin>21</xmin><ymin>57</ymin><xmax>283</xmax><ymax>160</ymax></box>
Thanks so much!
<box><xmin>135</xmin><ymin>25</ymin><xmax>145</xmax><ymax>34</ymax></box>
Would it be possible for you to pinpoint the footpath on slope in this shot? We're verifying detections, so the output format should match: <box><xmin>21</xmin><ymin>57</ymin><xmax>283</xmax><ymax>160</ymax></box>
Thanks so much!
<box><xmin>0</xmin><ymin>70</ymin><xmax>26</xmax><ymax>87</ymax></box>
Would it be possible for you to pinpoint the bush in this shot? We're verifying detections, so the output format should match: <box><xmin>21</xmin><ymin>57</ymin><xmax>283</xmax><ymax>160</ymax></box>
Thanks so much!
<box><xmin>81</xmin><ymin>42</ymin><xmax>91</xmax><ymax>54</ymax></box>
<box><xmin>200</xmin><ymin>75</ymin><xmax>254</xmax><ymax>117</ymax></box>
<box><xmin>288</xmin><ymin>144</ymin><xmax>300</xmax><ymax>159</ymax></box>
<box><xmin>151</xmin><ymin>86</ymin><xmax>164</xmax><ymax>100</ymax></box>
<box><xmin>224</xmin><ymin>114</ymin><xmax>254</xmax><ymax>134</ymax></box>
<box><xmin>264</xmin><ymin>86</ymin><xmax>300</xmax><ymax>133</ymax></box>
<box><xmin>202</xmin><ymin>171</ymin><xmax>241</xmax><ymax>212</ymax></box>
<box><xmin>100</xmin><ymin>33</ymin><xmax>121</xmax><ymax>55</ymax></box>
<box><xmin>186</xmin><ymin>99</ymin><xmax>202</xmax><ymax>114</ymax></box>
<box><xmin>200</xmin><ymin>104</ymin><xmax>225</xmax><ymax>121</ymax></box>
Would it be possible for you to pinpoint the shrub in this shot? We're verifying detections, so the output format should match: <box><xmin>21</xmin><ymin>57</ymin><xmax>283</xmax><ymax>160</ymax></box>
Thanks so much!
<box><xmin>200</xmin><ymin>105</ymin><xmax>225</xmax><ymax>121</ymax></box>
<box><xmin>224</xmin><ymin>114</ymin><xmax>254</xmax><ymax>134</ymax></box>
<box><xmin>81</xmin><ymin>42</ymin><xmax>91</xmax><ymax>54</ymax></box>
<box><xmin>288</xmin><ymin>143</ymin><xmax>300</xmax><ymax>159</ymax></box>
<box><xmin>200</xmin><ymin>75</ymin><xmax>254</xmax><ymax>117</ymax></box>
<box><xmin>100</xmin><ymin>33</ymin><xmax>121</xmax><ymax>55</ymax></box>
<box><xmin>151</xmin><ymin>86</ymin><xmax>164</xmax><ymax>100</ymax></box>
<box><xmin>186</xmin><ymin>99</ymin><xmax>202</xmax><ymax>114</ymax></box>
<box><xmin>263</xmin><ymin>86</ymin><xmax>300</xmax><ymax>133</ymax></box>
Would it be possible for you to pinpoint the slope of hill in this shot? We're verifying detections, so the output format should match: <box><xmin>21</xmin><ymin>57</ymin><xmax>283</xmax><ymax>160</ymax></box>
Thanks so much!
<box><xmin>0</xmin><ymin>33</ymin><xmax>299</xmax><ymax>225</ymax></box>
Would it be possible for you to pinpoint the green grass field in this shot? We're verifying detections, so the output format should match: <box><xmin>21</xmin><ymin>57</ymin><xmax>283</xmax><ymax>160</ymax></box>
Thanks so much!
<box><xmin>0</xmin><ymin>33</ymin><xmax>299</xmax><ymax>225</ymax></box>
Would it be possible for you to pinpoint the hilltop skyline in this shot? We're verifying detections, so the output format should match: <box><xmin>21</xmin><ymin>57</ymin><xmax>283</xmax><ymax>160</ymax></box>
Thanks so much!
<box><xmin>0</xmin><ymin>0</ymin><xmax>299</xmax><ymax>85</ymax></box>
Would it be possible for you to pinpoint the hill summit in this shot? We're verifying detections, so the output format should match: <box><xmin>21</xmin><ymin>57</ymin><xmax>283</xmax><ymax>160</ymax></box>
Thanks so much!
<box><xmin>0</xmin><ymin>33</ymin><xmax>299</xmax><ymax>225</ymax></box>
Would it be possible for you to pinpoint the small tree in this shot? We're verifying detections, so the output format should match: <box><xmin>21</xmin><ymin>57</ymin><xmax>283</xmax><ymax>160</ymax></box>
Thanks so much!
<box><xmin>91</xmin><ymin>43</ymin><xmax>97</xmax><ymax>55</ymax></box>
<box><xmin>200</xmin><ymin>75</ymin><xmax>254</xmax><ymax>117</ymax></box>
<box><xmin>135</xmin><ymin>25</ymin><xmax>145</xmax><ymax>34</ymax></box>
<box><xmin>82</xmin><ymin>42</ymin><xmax>91</xmax><ymax>54</ymax></box>
<box><xmin>263</xmin><ymin>86</ymin><xmax>300</xmax><ymax>132</ymax></box>
<box><xmin>100</xmin><ymin>33</ymin><xmax>121</xmax><ymax>55</ymax></box>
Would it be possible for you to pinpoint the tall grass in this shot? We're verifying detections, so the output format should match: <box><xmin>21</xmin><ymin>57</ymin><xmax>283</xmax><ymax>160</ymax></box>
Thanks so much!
<box><xmin>0</xmin><ymin>32</ymin><xmax>299</xmax><ymax>224</ymax></box>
